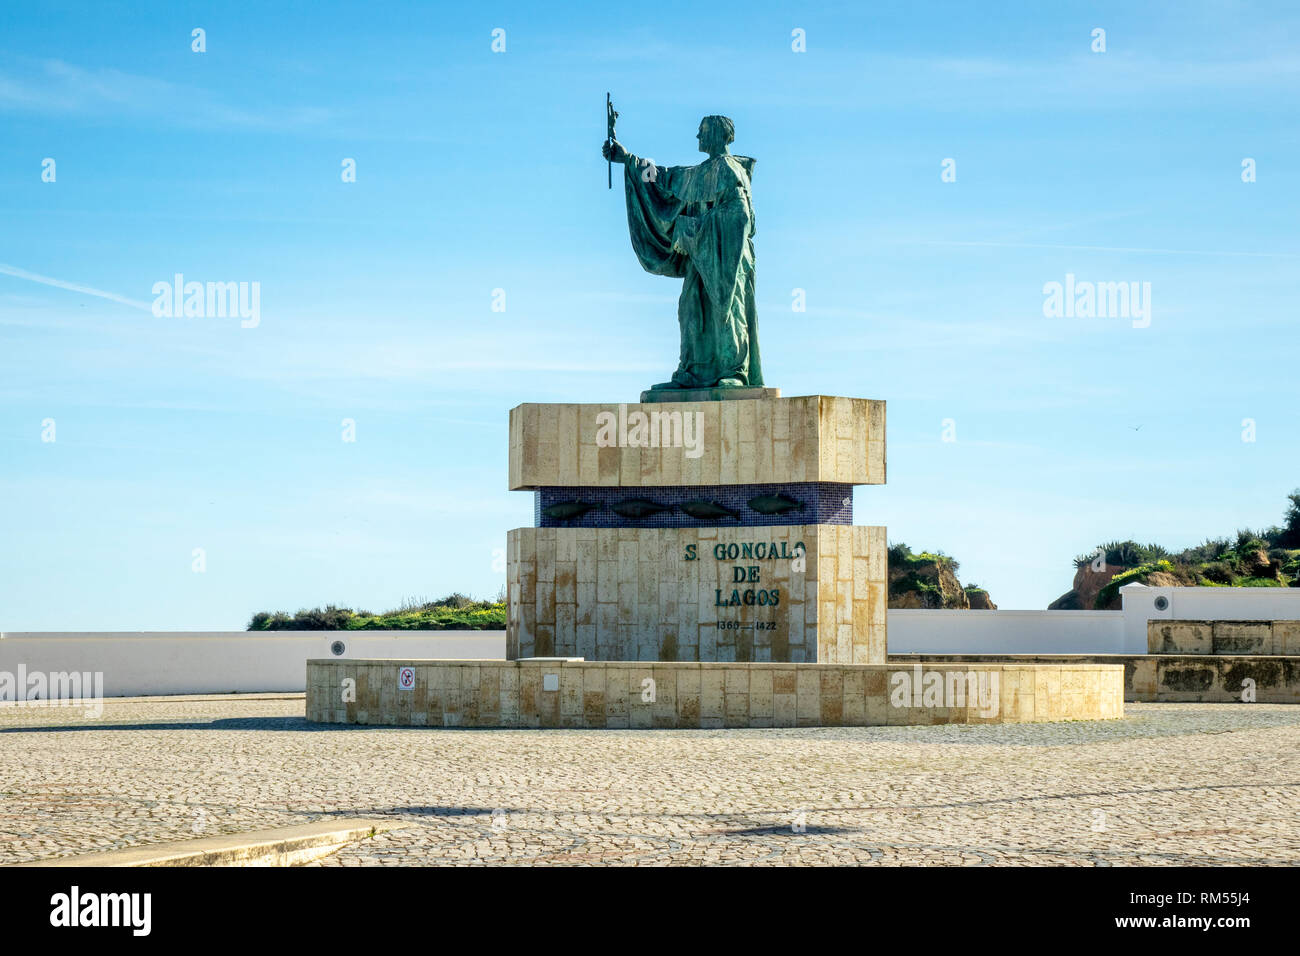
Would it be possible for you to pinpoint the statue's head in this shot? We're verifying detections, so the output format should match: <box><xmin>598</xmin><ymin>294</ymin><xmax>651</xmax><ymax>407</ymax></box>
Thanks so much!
<box><xmin>696</xmin><ymin>115</ymin><xmax>735</xmax><ymax>156</ymax></box>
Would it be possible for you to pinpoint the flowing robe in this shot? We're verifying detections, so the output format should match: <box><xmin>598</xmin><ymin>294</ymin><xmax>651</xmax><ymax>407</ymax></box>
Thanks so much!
<box><xmin>621</xmin><ymin>151</ymin><xmax>763</xmax><ymax>389</ymax></box>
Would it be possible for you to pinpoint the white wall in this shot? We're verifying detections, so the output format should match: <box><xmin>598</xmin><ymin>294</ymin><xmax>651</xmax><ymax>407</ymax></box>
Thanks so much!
<box><xmin>886</xmin><ymin>609</ymin><xmax>1126</xmax><ymax>654</ymax></box>
<box><xmin>0</xmin><ymin>631</ymin><xmax>506</xmax><ymax>698</ymax></box>
<box><xmin>4</xmin><ymin>616</ymin><xmax>1128</xmax><ymax>696</ymax></box>
<box><xmin>5</xmin><ymin>586</ymin><xmax>1298</xmax><ymax>698</ymax></box>
<box><xmin>890</xmin><ymin>587</ymin><xmax>1300</xmax><ymax>656</ymax></box>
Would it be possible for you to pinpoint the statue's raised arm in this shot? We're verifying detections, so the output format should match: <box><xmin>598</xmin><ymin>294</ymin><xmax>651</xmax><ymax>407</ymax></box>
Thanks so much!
<box><xmin>603</xmin><ymin>115</ymin><xmax>763</xmax><ymax>395</ymax></box>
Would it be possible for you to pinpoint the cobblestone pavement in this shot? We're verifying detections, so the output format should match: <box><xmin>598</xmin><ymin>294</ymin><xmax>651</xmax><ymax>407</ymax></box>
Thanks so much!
<box><xmin>1</xmin><ymin>695</ymin><xmax>1297</xmax><ymax>866</ymax></box>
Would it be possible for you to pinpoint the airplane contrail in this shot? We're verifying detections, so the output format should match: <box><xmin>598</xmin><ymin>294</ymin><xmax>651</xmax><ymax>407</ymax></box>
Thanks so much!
<box><xmin>0</xmin><ymin>263</ymin><xmax>152</xmax><ymax>311</ymax></box>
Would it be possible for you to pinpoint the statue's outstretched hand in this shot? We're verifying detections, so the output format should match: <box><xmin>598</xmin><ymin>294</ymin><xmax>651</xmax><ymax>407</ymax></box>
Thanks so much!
<box><xmin>602</xmin><ymin>140</ymin><xmax>627</xmax><ymax>162</ymax></box>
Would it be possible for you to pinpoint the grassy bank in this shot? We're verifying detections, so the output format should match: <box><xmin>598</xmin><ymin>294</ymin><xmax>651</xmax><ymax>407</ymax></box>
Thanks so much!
<box><xmin>247</xmin><ymin>594</ymin><xmax>506</xmax><ymax>631</ymax></box>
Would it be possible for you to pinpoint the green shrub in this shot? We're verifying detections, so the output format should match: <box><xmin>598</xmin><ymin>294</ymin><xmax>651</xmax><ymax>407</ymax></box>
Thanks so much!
<box><xmin>889</xmin><ymin>572</ymin><xmax>941</xmax><ymax>599</ymax></box>
<box><xmin>887</xmin><ymin>541</ymin><xmax>912</xmax><ymax>566</ymax></box>
<box><xmin>1094</xmin><ymin>561</ymin><xmax>1176</xmax><ymax>609</ymax></box>
<box><xmin>1279</xmin><ymin>490</ymin><xmax>1300</xmax><ymax>548</ymax></box>
<box><xmin>248</xmin><ymin>605</ymin><xmax>354</xmax><ymax>630</ymax></box>
<box><xmin>887</xmin><ymin>542</ymin><xmax>958</xmax><ymax>573</ymax></box>
<box><xmin>247</xmin><ymin>611</ymin><xmax>291</xmax><ymax>630</ymax></box>
<box><xmin>1073</xmin><ymin>540</ymin><xmax>1169</xmax><ymax>570</ymax></box>
<box><xmin>1202</xmin><ymin>562</ymin><xmax>1236</xmax><ymax>585</ymax></box>
<box><xmin>1234</xmin><ymin>531</ymin><xmax>1271</xmax><ymax>555</ymax></box>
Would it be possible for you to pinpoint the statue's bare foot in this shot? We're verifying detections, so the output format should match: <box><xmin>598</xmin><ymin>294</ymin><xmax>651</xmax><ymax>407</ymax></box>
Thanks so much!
<box><xmin>716</xmin><ymin>378</ymin><xmax>744</xmax><ymax>387</ymax></box>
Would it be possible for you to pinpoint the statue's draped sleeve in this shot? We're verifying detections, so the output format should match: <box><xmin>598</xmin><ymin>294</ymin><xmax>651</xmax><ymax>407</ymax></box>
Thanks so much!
<box><xmin>621</xmin><ymin>153</ymin><xmax>688</xmax><ymax>278</ymax></box>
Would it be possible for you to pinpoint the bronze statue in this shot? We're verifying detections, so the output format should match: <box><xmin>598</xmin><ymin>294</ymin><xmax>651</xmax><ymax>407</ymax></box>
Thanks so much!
<box><xmin>603</xmin><ymin>114</ymin><xmax>764</xmax><ymax>392</ymax></box>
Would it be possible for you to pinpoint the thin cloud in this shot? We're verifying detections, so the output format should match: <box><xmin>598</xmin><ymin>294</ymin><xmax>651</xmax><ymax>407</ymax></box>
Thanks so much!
<box><xmin>0</xmin><ymin>58</ymin><xmax>334</xmax><ymax>130</ymax></box>
<box><xmin>914</xmin><ymin>240</ymin><xmax>1298</xmax><ymax>259</ymax></box>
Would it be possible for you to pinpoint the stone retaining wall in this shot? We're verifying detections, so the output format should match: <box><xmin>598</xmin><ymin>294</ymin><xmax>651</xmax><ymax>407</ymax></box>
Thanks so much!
<box><xmin>1147</xmin><ymin>619</ymin><xmax>1300</xmax><ymax>655</ymax></box>
<box><xmin>892</xmin><ymin>653</ymin><xmax>1300</xmax><ymax>703</ymax></box>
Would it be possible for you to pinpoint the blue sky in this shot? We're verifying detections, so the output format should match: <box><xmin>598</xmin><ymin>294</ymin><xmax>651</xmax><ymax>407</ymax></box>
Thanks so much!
<box><xmin>2</xmin><ymin>1</ymin><xmax>1298</xmax><ymax>628</ymax></box>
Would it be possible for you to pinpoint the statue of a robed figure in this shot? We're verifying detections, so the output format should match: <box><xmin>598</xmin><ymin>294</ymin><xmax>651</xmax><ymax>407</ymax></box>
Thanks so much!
<box><xmin>603</xmin><ymin>114</ymin><xmax>764</xmax><ymax>393</ymax></box>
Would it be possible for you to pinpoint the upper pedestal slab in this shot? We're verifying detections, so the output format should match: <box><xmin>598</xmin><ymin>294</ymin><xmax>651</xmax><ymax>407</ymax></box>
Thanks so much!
<box><xmin>508</xmin><ymin>395</ymin><xmax>884</xmax><ymax>490</ymax></box>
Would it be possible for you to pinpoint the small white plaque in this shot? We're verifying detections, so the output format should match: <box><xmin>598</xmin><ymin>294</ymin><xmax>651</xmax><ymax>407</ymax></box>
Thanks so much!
<box><xmin>398</xmin><ymin>666</ymin><xmax>415</xmax><ymax>690</ymax></box>
<box><xmin>542</xmin><ymin>673</ymin><xmax>560</xmax><ymax>692</ymax></box>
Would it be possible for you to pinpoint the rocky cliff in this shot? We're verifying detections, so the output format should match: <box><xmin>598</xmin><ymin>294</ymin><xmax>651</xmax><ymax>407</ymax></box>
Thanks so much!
<box><xmin>1049</xmin><ymin>506</ymin><xmax>1300</xmax><ymax>611</ymax></box>
<box><xmin>887</xmin><ymin>543</ymin><xmax>996</xmax><ymax>610</ymax></box>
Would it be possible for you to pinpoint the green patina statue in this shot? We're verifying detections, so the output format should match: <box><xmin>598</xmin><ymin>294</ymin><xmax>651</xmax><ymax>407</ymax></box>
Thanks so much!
<box><xmin>603</xmin><ymin>115</ymin><xmax>764</xmax><ymax>392</ymax></box>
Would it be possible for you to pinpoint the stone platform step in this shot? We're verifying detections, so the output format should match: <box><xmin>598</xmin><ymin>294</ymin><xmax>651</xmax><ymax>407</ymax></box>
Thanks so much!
<box><xmin>307</xmin><ymin>658</ymin><xmax>1123</xmax><ymax>727</ymax></box>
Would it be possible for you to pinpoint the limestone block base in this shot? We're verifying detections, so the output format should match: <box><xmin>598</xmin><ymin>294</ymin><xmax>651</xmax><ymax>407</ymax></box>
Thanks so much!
<box><xmin>306</xmin><ymin>659</ymin><xmax>1125</xmax><ymax>728</ymax></box>
<box><xmin>508</xmin><ymin>395</ymin><xmax>884</xmax><ymax>489</ymax></box>
<box><xmin>507</xmin><ymin>525</ymin><xmax>887</xmax><ymax>664</ymax></box>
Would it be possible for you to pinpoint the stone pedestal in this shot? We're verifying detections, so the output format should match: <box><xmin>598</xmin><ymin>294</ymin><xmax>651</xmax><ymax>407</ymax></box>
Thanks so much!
<box><xmin>305</xmin><ymin>394</ymin><xmax>1129</xmax><ymax>727</ymax></box>
<box><xmin>507</xmin><ymin>395</ymin><xmax>886</xmax><ymax>663</ymax></box>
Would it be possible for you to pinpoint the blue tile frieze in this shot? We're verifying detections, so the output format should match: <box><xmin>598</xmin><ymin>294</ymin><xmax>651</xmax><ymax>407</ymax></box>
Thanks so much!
<box><xmin>535</xmin><ymin>482</ymin><xmax>854</xmax><ymax>528</ymax></box>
